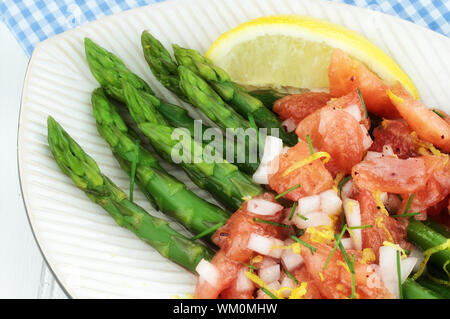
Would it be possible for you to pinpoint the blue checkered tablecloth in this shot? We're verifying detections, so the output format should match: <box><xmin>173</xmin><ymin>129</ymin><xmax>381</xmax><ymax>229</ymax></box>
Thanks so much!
<box><xmin>0</xmin><ymin>0</ymin><xmax>449</xmax><ymax>56</ymax></box>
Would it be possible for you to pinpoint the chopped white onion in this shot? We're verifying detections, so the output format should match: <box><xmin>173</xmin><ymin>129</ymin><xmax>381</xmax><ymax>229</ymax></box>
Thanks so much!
<box><xmin>281</xmin><ymin>118</ymin><xmax>297</xmax><ymax>133</ymax></box>
<box><xmin>379</xmin><ymin>246</ymin><xmax>399</xmax><ymax>297</ymax></box>
<box><xmin>320</xmin><ymin>189</ymin><xmax>342</xmax><ymax>216</ymax></box>
<box><xmin>293</xmin><ymin>211</ymin><xmax>332</xmax><ymax>229</ymax></box>
<box><xmin>280</xmin><ymin>275</ymin><xmax>296</xmax><ymax>298</ymax></box>
<box><xmin>236</xmin><ymin>268</ymin><xmax>255</xmax><ymax>292</ymax></box>
<box><xmin>281</xmin><ymin>241</ymin><xmax>304</xmax><ymax>271</ymax></box>
<box><xmin>298</xmin><ymin>195</ymin><xmax>321</xmax><ymax>215</ymax></box>
<box><xmin>268</xmin><ymin>238</ymin><xmax>284</xmax><ymax>259</ymax></box>
<box><xmin>252</xmin><ymin>136</ymin><xmax>284</xmax><ymax>184</ymax></box>
<box><xmin>401</xmin><ymin>257</ymin><xmax>418</xmax><ymax>283</ymax></box>
<box><xmin>259</xmin><ymin>264</ymin><xmax>281</xmax><ymax>284</ymax></box>
<box><xmin>361</xmin><ymin>124</ymin><xmax>373</xmax><ymax>150</ymax></box>
<box><xmin>408</xmin><ymin>246</ymin><xmax>425</xmax><ymax>273</ymax></box>
<box><xmin>344</xmin><ymin>104</ymin><xmax>362</xmax><ymax>122</ymax></box>
<box><xmin>247</xmin><ymin>199</ymin><xmax>283</xmax><ymax>216</ymax></box>
<box><xmin>341</xmin><ymin>180</ymin><xmax>354</xmax><ymax>198</ymax></box>
<box><xmin>247</xmin><ymin>234</ymin><xmax>274</xmax><ymax>255</ymax></box>
<box><xmin>341</xmin><ymin>237</ymin><xmax>356</xmax><ymax>250</ymax></box>
<box><xmin>364</xmin><ymin>151</ymin><xmax>383</xmax><ymax>161</ymax></box>
<box><xmin>379</xmin><ymin>247</ymin><xmax>418</xmax><ymax>298</ymax></box>
<box><xmin>260</xmin><ymin>256</ymin><xmax>278</xmax><ymax>269</ymax></box>
<box><xmin>343</xmin><ymin>198</ymin><xmax>362</xmax><ymax>250</ymax></box>
<box><xmin>196</xmin><ymin>259</ymin><xmax>219</xmax><ymax>287</ymax></box>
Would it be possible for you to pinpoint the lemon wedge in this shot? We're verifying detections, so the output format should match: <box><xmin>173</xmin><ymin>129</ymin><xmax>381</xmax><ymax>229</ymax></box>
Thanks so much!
<box><xmin>206</xmin><ymin>15</ymin><xmax>417</xmax><ymax>98</ymax></box>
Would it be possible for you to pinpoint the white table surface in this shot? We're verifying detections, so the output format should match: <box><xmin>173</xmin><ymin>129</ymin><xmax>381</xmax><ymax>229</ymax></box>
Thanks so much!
<box><xmin>0</xmin><ymin>22</ymin><xmax>67</xmax><ymax>299</ymax></box>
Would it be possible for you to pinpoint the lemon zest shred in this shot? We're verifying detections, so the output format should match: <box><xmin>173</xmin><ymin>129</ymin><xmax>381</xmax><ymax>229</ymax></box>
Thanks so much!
<box><xmin>319</xmin><ymin>272</ymin><xmax>324</xmax><ymax>281</ymax></box>
<box><xmin>332</xmin><ymin>186</ymin><xmax>339</xmax><ymax>194</ymax></box>
<box><xmin>337</xmin><ymin>260</ymin><xmax>351</xmax><ymax>273</ymax></box>
<box><xmin>412</xmin><ymin>239</ymin><xmax>450</xmax><ymax>280</ymax></box>
<box><xmin>382</xmin><ymin>241</ymin><xmax>408</xmax><ymax>258</ymax></box>
<box><xmin>271</xmin><ymin>242</ymin><xmax>302</xmax><ymax>254</ymax></box>
<box><xmin>360</xmin><ymin>248</ymin><xmax>376</xmax><ymax>264</ymax></box>
<box><xmin>347</xmin><ymin>229</ymin><xmax>359</xmax><ymax>245</ymax></box>
<box><xmin>281</xmin><ymin>151</ymin><xmax>331</xmax><ymax>177</ymax></box>
<box><xmin>288</xmin><ymin>282</ymin><xmax>308</xmax><ymax>299</ymax></box>
<box><xmin>373</xmin><ymin>190</ymin><xmax>389</xmax><ymax>216</ymax></box>
<box><xmin>346</xmin><ymin>200</ymin><xmax>355</xmax><ymax>214</ymax></box>
<box><xmin>246</xmin><ymin>271</ymin><xmax>309</xmax><ymax>299</ymax></box>
<box><xmin>306</xmin><ymin>226</ymin><xmax>335</xmax><ymax>244</ymax></box>
<box><xmin>376</xmin><ymin>216</ymin><xmax>394</xmax><ymax>242</ymax></box>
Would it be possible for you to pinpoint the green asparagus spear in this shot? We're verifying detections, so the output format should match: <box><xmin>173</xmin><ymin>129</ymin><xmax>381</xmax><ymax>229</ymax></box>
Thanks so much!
<box><xmin>141</xmin><ymin>31</ymin><xmax>187</xmax><ymax>101</ymax></box>
<box><xmin>415</xmin><ymin>276</ymin><xmax>450</xmax><ymax>299</ymax></box>
<box><xmin>173</xmin><ymin>45</ymin><xmax>298</xmax><ymax>146</ymax></box>
<box><xmin>47</xmin><ymin>116</ymin><xmax>213</xmax><ymax>272</ymax></box>
<box><xmin>91</xmin><ymin>88</ymin><xmax>230</xmax><ymax>239</ymax></box>
<box><xmin>122</xmin><ymin>81</ymin><xmax>264</xmax><ymax>211</ymax></box>
<box><xmin>407</xmin><ymin>219</ymin><xmax>450</xmax><ymax>273</ymax></box>
<box><xmin>402</xmin><ymin>278</ymin><xmax>442</xmax><ymax>299</ymax></box>
<box><xmin>248</xmin><ymin>89</ymin><xmax>287</xmax><ymax>110</ymax></box>
<box><xmin>84</xmin><ymin>38</ymin><xmax>154</xmax><ymax>102</ymax></box>
<box><xmin>423</xmin><ymin>218</ymin><xmax>450</xmax><ymax>238</ymax></box>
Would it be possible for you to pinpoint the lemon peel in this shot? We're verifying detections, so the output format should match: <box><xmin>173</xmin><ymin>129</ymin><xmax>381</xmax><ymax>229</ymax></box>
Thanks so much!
<box><xmin>282</xmin><ymin>151</ymin><xmax>331</xmax><ymax>177</ymax></box>
<box><xmin>207</xmin><ymin>15</ymin><xmax>417</xmax><ymax>98</ymax></box>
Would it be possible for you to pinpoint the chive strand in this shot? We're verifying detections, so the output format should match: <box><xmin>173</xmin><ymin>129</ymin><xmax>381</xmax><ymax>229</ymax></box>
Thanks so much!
<box><xmin>253</xmin><ymin>218</ymin><xmax>291</xmax><ymax>228</ymax></box>
<box><xmin>357</xmin><ymin>88</ymin><xmax>368</xmax><ymax>118</ymax></box>
<box><xmin>323</xmin><ymin>224</ymin><xmax>347</xmax><ymax>270</ymax></box>
<box><xmin>348</xmin><ymin>225</ymin><xmax>373</xmax><ymax>230</ymax></box>
<box><xmin>275</xmin><ymin>184</ymin><xmax>301</xmax><ymax>199</ymax></box>
<box><xmin>283</xmin><ymin>269</ymin><xmax>299</xmax><ymax>285</ymax></box>
<box><xmin>397</xmin><ymin>250</ymin><xmax>403</xmax><ymax>299</ymax></box>
<box><xmin>261</xmin><ymin>287</ymin><xmax>279</xmax><ymax>299</ymax></box>
<box><xmin>288</xmin><ymin>202</ymin><xmax>298</xmax><ymax>221</ymax></box>
<box><xmin>190</xmin><ymin>221</ymin><xmax>224</xmax><ymax>241</ymax></box>
<box><xmin>306</xmin><ymin>134</ymin><xmax>314</xmax><ymax>155</ymax></box>
<box><xmin>432</xmin><ymin>109</ymin><xmax>445</xmax><ymax>118</ymax></box>
<box><xmin>290</xmin><ymin>235</ymin><xmax>316</xmax><ymax>254</ymax></box>
<box><xmin>403</xmin><ymin>194</ymin><xmax>415</xmax><ymax>215</ymax></box>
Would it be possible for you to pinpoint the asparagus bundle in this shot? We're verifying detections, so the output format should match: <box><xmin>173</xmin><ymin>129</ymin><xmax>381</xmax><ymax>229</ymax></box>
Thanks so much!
<box><xmin>122</xmin><ymin>81</ymin><xmax>264</xmax><ymax>211</ymax></box>
<box><xmin>173</xmin><ymin>45</ymin><xmax>298</xmax><ymax>146</ymax></box>
<box><xmin>91</xmin><ymin>88</ymin><xmax>230</xmax><ymax>239</ymax></box>
<box><xmin>86</xmin><ymin>37</ymin><xmax>258</xmax><ymax>175</ymax></box>
<box><xmin>47</xmin><ymin>116</ymin><xmax>213</xmax><ymax>272</ymax></box>
<box><xmin>84</xmin><ymin>38</ymin><xmax>154</xmax><ymax>102</ymax></box>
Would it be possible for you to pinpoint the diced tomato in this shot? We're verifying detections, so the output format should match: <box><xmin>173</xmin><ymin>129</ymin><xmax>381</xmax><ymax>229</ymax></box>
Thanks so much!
<box><xmin>268</xmin><ymin>141</ymin><xmax>334</xmax><ymax>201</ymax></box>
<box><xmin>194</xmin><ymin>250</ymin><xmax>241</xmax><ymax>299</ymax></box>
<box><xmin>212</xmin><ymin>193</ymin><xmax>285</xmax><ymax>262</ymax></box>
<box><xmin>273</xmin><ymin>92</ymin><xmax>331</xmax><ymax>125</ymax></box>
<box><xmin>388</xmin><ymin>83</ymin><xmax>450</xmax><ymax>153</ymax></box>
<box><xmin>352</xmin><ymin>155</ymin><xmax>443</xmax><ymax>194</ymax></box>
<box><xmin>292</xmin><ymin>266</ymin><xmax>323</xmax><ymax>299</ymax></box>
<box><xmin>296</xmin><ymin>93</ymin><xmax>366</xmax><ymax>175</ymax></box>
<box><xmin>326</xmin><ymin>90</ymin><xmax>370</xmax><ymax>130</ymax></box>
<box><xmin>355</xmin><ymin>189</ymin><xmax>411</xmax><ymax>258</ymax></box>
<box><xmin>299</xmin><ymin>238</ymin><xmax>393</xmax><ymax>299</ymax></box>
<box><xmin>220</xmin><ymin>266</ymin><xmax>255</xmax><ymax>299</ymax></box>
<box><xmin>427</xmin><ymin>195</ymin><xmax>450</xmax><ymax>217</ymax></box>
<box><xmin>370</xmin><ymin>119</ymin><xmax>420</xmax><ymax>159</ymax></box>
<box><xmin>328</xmin><ymin>49</ymin><xmax>400</xmax><ymax>119</ymax></box>
<box><xmin>398</xmin><ymin>158</ymin><xmax>450</xmax><ymax>220</ymax></box>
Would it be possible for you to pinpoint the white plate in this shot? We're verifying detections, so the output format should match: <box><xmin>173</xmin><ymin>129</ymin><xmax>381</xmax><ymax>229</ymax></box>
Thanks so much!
<box><xmin>18</xmin><ymin>0</ymin><xmax>450</xmax><ymax>299</ymax></box>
